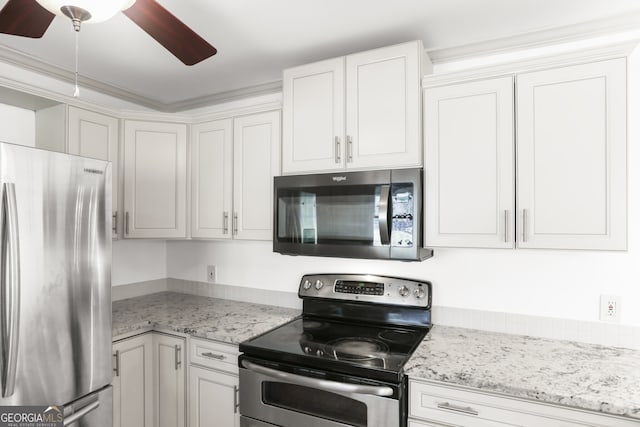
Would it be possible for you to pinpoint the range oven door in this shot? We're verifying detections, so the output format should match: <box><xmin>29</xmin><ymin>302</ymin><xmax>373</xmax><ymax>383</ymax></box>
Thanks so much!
<box><xmin>239</xmin><ymin>358</ymin><xmax>401</xmax><ymax>427</ymax></box>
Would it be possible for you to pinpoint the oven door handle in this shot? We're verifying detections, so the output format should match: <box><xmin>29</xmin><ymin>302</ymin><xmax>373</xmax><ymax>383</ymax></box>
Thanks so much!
<box><xmin>241</xmin><ymin>360</ymin><xmax>394</xmax><ymax>397</ymax></box>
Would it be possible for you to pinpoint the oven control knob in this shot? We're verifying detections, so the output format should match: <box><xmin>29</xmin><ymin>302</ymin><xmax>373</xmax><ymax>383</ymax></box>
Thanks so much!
<box><xmin>414</xmin><ymin>287</ymin><xmax>426</xmax><ymax>299</ymax></box>
<box><xmin>304</xmin><ymin>346</ymin><xmax>312</xmax><ymax>354</ymax></box>
<box><xmin>398</xmin><ymin>286</ymin><xmax>410</xmax><ymax>297</ymax></box>
<box><xmin>316</xmin><ymin>349</ymin><xmax>324</xmax><ymax>357</ymax></box>
<box><xmin>314</xmin><ymin>280</ymin><xmax>324</xmax><ymax>290</ymax></box>
<box><xmin>303</xmin><ymin>280</ymin><xmax>313</xmax><ymax>290</ymax></box>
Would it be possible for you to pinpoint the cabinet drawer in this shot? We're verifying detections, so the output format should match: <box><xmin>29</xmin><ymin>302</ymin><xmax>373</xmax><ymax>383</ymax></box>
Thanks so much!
<box><xmin>409</xmin><ymin>379</ymin><xmax>639</xmax><ymax>427</ymax></box>
<box><xmin>189</xmin><ymin>338</ymin><xmax>239</xmax><ymax>374</ymax></box>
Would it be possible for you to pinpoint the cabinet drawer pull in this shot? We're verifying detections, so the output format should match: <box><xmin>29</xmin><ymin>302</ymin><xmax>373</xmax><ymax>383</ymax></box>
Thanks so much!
<box><xmin>436</xmin><ymin>402</ymin><xmax>479</xmax><ymax>416</ymax></box>
<box><xmin>202</xmin><ymin>351</ymin><xmax>225</xmax><ymax>360</ymax></box>
<box><xmin>125</xmin><ymin>211</ymin><xmax>130</xmax><ymax>235</ymax></box>
<box><xmin>335</xmin><ymin>136</ymin><xmax>341</xmax><ymax>163</ymax></box>
<box><xmin>112</xmin><ymin>211</ymin><xmax>118</xmax><ymax>233</ymax></box>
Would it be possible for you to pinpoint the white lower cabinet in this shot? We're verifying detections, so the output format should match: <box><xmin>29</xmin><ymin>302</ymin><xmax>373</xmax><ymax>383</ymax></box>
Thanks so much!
<box><xmin>188</xmin><ymin>338</ymin><xmax>240</xmax><ymax>427</ymax></box>
<box><xmin>112</xmin><ymin>333</ymin><xmax>186</xmax><ymax>427</ymax></box>
<box><xmin>113</xmin><ymin>334</ymin><xmax>154</xmax><ymax>427</ymax></box>
<box><xmin>153</xmin><ymin>333</ymin><xmax>186</xmax><ymax>427</ymax></box>
<box><xmin>409</xmin><ymin>379</ymin><xmax>639</xmax><ymax>427</ymax></box>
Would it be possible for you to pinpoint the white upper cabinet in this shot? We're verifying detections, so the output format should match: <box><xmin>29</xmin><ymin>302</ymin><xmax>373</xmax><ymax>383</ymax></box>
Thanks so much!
<box><xmin>233</xmin><ymin>110</ymin><xmax>281</xmax><ymax>240</ymax></box>
<box><xmin>282</xmin><ymin>57</ymin><xmax>345</xmax><ymax>173</ymax></box>
<box><xmin>282</xmin><ymin>40</ymin><xmax>426</xmax><ymax>174</ymax></box>
<box><xmin>345</xmin><ymin>42</ymin><xmax>423</xmax><ymax>170</ymax></box>
<box><xmin>191</xmin><ymin>110</ymin><xmax>280</xmax><ymax>241</ymax></box>
<box><xmin>423</xmin><ymin>56</ymin><xmax>627</xmax><ymax>251</ymax></box>
<box><xmin>516</xmin><ymin>58</ymin><xmax>627</xmax><ymax>250</ymax></box>
<box><xmin>123</xmin><ymin>120</ymin><xmax>187</xmax><ymax>239</ymax></box>
<box><xmin>67</xmin><ymin>106</ymin><xmax>119</xmax><ymax>238</ymax></box>
<box><xmin>424</xmin><ymin>76</ymin><xmax>515</xmax><ymax>248</ymax></box>
<box><xmin>191</xmin><ymin>119</ymin><xmax>233</xmax><ymax>239</ymax></box>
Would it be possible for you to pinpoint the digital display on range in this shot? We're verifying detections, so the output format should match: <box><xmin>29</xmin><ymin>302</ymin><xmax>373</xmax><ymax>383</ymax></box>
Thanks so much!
<box><xmin>334</xmin><ymin>280</ymin><xmax>384</xmax><ymax>296</ymax></box>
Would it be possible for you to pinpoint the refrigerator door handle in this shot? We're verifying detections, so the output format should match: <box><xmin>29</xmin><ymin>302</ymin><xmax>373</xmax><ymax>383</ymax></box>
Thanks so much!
<box><xmin>63</xmin><ymin>400</ymin><xmax>100</xmax><ymax>426</ymax></box>
<box><xmin>1</xmin><ymin>183</ymin><xmax>20</xmax><ymax>398</ymax></box>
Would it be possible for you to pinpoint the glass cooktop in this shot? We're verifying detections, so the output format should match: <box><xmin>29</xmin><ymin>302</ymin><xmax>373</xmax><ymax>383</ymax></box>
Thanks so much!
<box><xmin>239</xmin><ymin>316</ymin><xmax>428</xmax><ymax>382</ymax></box>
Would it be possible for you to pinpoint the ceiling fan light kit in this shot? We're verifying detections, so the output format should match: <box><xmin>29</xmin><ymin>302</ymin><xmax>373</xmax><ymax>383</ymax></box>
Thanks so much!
<box><xmin>35</xmin><ymin>0</ymin><xmax>135</xmax><ymax>23</ymax></box>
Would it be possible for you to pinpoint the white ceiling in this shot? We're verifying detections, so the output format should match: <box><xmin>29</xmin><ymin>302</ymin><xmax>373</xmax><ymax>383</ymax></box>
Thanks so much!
<box><xmin>1</xmin><ymin>0</ymin><xmax>640</xmax><ymax>111</ymax></box>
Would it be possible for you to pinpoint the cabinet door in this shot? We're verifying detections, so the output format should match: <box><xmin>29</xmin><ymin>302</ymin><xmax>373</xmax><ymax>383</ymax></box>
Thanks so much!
<box><xmin>233</xmin><ymin>111</ymin><xmax>281</xmax><ymax>240</ymax></box>
<box><xmin>346</xmin><ymin>41</ymin><xmax>423</xmax><ymax>170</ymax></box>
<box><xmin>67</xmin><ymin>106</ymin><xmax>119</xmax><ymax>239</ymax></box>
<box><xmin>113</xmin><ymin>334</ymin><xmax>153</xmax><ymax>427</ymax></box>
<box><xmin>191</xmin><ymin>119</ymin><xmax>233</xmax><ymax>239</ymax></box>
<box><xmin>123</xmin><ymin>120</ymin><xmax>187</xmax><ymax>238</ymax></box>
<box><xmin>153</xmin><ymin>334</ymin><xmax>186</xmax><ymax>427</ymax></box>
<box><xmin>424</xmin><ymin>77</ymin><xmax>515</xmax><ymax>248</ymax></box>
<box><xmin>282</xmin><ymin>57</ymin><xmax>345</xmax><ymax>174</ymax></box>
<box><xmin>516</xmin><ymin>58</ymin><xmax>627</xmax><ymax>250</ymax></box>
<box><xmin>189</xmin><ymin>366</ymin><xmax>239</xmax><ymax>427</ymax></box>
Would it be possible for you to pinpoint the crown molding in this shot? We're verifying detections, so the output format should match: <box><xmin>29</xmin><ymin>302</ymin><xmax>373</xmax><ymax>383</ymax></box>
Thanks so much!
<box><xmin>422</xmin><ymin>39</ymin><xmax>639</xmax><ymax>88</ymax></box>
<box><xmin>0</xmin><ymin>44</ymin><xmax>283</xmax><ymax>113</ymax></box>
<box><xmin>426</xmin><ymin>10</ymin><xmax>640</xmax><ymax>64</ymax></box>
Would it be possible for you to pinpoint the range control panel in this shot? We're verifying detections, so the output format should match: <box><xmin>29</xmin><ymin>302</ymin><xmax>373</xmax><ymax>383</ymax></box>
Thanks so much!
<box><xmin>298</xmin><ymin>274</ymin><xmax>431</xmax><ymax>308</ymax></box>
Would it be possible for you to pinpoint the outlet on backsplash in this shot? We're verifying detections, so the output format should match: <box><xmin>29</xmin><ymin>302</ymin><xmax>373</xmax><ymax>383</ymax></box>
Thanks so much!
<box><xmin>600</xmin><ymin>294</ymin><xmax>620</xmax><ymax>323</ymax></box>
<box><xmin>207</xmin><ymin>265</ymin><xmax>217</xmax><ymax>283</ymax></box>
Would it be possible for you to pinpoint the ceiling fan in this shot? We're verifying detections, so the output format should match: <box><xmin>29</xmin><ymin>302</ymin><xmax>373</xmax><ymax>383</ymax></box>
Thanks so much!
<box><xmin>0</xmin><ymin>0</ymin><xmax>217</xmax><ymax>65</ymax></box>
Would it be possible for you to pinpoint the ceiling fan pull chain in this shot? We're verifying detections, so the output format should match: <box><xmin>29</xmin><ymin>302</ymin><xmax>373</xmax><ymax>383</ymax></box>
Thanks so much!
<box><xmin>73</xmin><ymin>28</ymin><xmax>79</xmax><ymax>97</ymax></box>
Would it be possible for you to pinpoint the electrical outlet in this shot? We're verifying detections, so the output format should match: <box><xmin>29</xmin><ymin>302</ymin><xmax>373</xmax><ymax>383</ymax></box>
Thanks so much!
<box><xmin>207</xmin><ymin>265</ymin><xmax>216</xmax><ymax>283</ymax></box>
<box><xmin>599</xmin><ymin>294</ymin><xmax>620</xmax><ymax>323</ymax></box>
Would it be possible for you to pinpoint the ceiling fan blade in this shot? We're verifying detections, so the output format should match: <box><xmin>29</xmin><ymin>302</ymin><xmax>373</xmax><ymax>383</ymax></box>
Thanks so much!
<box><xmin>123</xmin><ymin>0</ymin><xmax>217</xmax><ymax>66</ymax></box>
<box><xmin>0</xmin><ymin>0</ymin><xmax>55</xmax><ymax>38</ymax></box>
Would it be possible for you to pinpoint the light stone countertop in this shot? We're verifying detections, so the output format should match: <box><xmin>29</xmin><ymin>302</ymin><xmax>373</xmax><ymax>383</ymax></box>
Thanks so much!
<box><xmin>405</xmin><ymin>325</ymin><xmax>640</xmax><ymax>420</ymax></box>
<box><xmin>112</xmin><ymin>291</ymin><xmax>300</xmax><ymax>344</ymax></box>
<box><xmin>112</xmin><ymin>293</ymin><xmax>640</xmax><ymax>421</ymax></box>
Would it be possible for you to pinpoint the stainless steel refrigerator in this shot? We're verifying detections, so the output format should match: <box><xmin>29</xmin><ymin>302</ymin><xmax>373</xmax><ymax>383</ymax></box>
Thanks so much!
<box><xmin>0</xmin><ymin>142</ymin><xmax>112</xmax><ymax>426</ymax></box>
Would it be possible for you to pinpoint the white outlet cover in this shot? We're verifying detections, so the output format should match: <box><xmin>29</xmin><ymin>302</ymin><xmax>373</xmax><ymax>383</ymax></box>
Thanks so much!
<box><xmin>599</xmin><ymin>294</ymin><xmax>621</xmax><ymax>323</ymax></box>
<box><xmin>207</xmin><ymin>265</ymin><xmax>216</xmax><ymax>283</ymax></box>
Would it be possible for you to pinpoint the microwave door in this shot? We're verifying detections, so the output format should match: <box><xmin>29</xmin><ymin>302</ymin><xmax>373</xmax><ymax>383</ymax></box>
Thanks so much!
<box><xmin>378</xmin><ymin>185</ymin><xmax>391</xmax><ymax>245</ymax></box>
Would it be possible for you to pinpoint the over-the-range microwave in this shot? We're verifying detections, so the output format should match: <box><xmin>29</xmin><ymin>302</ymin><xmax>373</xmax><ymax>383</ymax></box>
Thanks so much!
<box><xmin>273</xmin><ymin>168</ymin><xmax>433</xmax><ymax>261</ymax></box>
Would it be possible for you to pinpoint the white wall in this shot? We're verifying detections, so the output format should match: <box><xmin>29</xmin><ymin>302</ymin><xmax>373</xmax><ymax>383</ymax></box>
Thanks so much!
<box><xmin>0</xmin><ymin>103</ymin><xmax>35</xmax><ymax>146</ymax></box>
<box><xmin>112</xmin><ymin>240</ymin><xmax>168</xmax><ymax>286</ymax></box>
<box><xmin>165</xmin><ymin>41</ymin><xmax>640</xmax><ymax>328</ymax></box>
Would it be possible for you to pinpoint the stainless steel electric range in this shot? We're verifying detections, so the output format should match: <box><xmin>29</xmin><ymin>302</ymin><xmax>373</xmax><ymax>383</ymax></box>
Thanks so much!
<box><xmin>238</xmin><ymin>274</ymin><xmax>432</xmax><ymax>427</ymax></box>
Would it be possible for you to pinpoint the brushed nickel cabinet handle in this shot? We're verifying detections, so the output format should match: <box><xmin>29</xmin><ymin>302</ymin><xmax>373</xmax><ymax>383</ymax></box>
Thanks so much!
<box><xmin>113</xmin><ymin>350</ymin><xmax>120</xmax><ymax>377</ymax></box>
<box><xmin>335</xmin><ymin>136</ymin><xmax>341</xmax><ymax>163</ymax></box>
<box><xmin>522</xmin><ymin>208</ymin><xmax>528</xmax><ymax>242</ymax></box>
<box><xmin>174</xmin><ymin>345</ymin><xmax>181</xmax><ymax>370</ymax></box>
<box><xmin>504</xmin><ymin>209</ymin><xmax>509</xmax><ymax>243</ymax></box>
<box><xmin>125</xmin><ymin>211</ymin><xmax>130</xmax><ymax>235</ymax></box>
<box><xmin>223</xmin><ymin>211</ymin><xmax>229</xmax><ymax>234</ymax></box>
<box><xmin>112</xmin><ymin>211</ymin><xmax>117</xmax><ymax>233</ymax></box>
<box><xmin>233</xmin><ymin>385</ymin><xmax>239</xmax><ymax>414</ymax></box>
<box><xmin>233</xmin><ymin>212</ymin><xmax>238</xmax><ymax>236</ymax></box>
<box><xmin>437</xmin><ymin>402</ymin><xmax>479</xmax><ymax>416</ymax></box>
<box><xmin>346</xmin><ymin>135</ymin><xmax>353</xmax><ymax>163</ymax></box>
<box><xmin>202</xmin><ymin>351</ymin><xmax>225</xmax><ymax>360</ymax></box>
